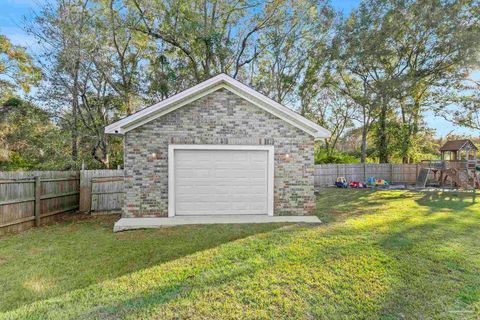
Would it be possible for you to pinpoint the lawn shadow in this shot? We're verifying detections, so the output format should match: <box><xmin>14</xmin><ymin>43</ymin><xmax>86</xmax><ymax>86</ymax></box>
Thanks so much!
<box><xmin>0</xmin><ymin>215</ymin><xmax>289</xmax><ymax>313</ymax></box>
<box><xmin>76</xmin><ymin>255</ymin><xmax>265</xmax><ymax>319</ymax></box>
<box><xmin>375</xmin><ymin>211</ymin><xmax>480</xmax><ymax>318</ymax></box>
<box><xmin>5</xmin><ymin>222</ymin><xmax>307</xmax><ymax>319</ymax></box>
<box><xmin>415</xmin><ymin>191</ymin><xmax>477</xmax><ymax>212</ymax></box>
<box><xmin>315</xmin><ymin>188</ymin><xmax>416</xmax><ymax>223</ymax></box>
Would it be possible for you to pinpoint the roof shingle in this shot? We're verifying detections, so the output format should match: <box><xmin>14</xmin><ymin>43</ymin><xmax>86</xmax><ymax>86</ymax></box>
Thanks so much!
<box><xmin>439</xmin><ymin>139</ymin><xmax>477</xmax><ymax>151</ymax></box>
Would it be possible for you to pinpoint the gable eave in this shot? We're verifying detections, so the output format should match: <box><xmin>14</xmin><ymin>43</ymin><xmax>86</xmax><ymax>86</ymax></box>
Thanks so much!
<box><xmin>105</xmin><ymin>74</ymin><xmax>331</xmax><ymax>138</ymax></box>
<box><xmin>105</xmin><ymin>74</ymin><xmax>226</xmax><ymax>134</ymax></box>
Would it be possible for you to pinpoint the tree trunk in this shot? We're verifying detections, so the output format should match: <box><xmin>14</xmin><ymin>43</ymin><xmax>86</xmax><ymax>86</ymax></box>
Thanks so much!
<box><xmin>378</xmin><ymin>97</ymin><xmax>389</xmax><ymax>163</ymax></box>
<box><xmin>102</xmin><ymin>138</ymin><xmax>109</xmax><ymax>169</ymax></box>
<box><xmin>71</xmin><ymin>100</ymin><xmax>78</xmax><ymax>162</ymax></box>
<box><xmin>92</xmin><ymin>136</ymin><xmax>110</xmax><ymax>168</ymax></box>
<box><xmin>71</xmin><ymin>66</ymin><xmax>79</xmax><ymax>162</ymax></box>
<box><xmin>360</xmin><ymin>125</ymin><xmax>368</xmax><ymax>163</ymax></box>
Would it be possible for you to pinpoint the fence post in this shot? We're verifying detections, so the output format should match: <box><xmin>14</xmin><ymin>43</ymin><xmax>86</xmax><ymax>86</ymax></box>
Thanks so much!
<box><xmin>390</xmin><ymin>164</ymin><xmax>394</xmax><ymax>183</ymax></box>
<box><xmin>79</xmin><ymin>170</ymin><xmax>90</xmax><ymax>213</ymax></box>
<box><xmin>363</xmin><ymin>163</ymin><xmax>367</xmax><ymax>181</ymax></box>
<box><xmin>34</xmin><ymin>176</ymin><xmax>41</xmax><ymax>227</ymax></box>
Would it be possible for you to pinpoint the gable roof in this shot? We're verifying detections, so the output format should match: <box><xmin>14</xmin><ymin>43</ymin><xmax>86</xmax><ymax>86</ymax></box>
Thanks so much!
<box><xmin>105</xmin><ymin>74</ymin><xmax>330</xmax><ymax>139</ymax></box>
<box><xmin>440</xmin><ymin>139</ymin><xmax>478</xmax><ymax>152</ymax></box>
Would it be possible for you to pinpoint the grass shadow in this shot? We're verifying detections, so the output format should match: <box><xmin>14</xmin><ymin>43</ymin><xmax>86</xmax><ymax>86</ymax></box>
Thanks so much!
<box><xmin>376</xmin><ymin>214</ymin><xmax>480</xmax><ymax>318</ymax></box>
<box><xmin>0</xmin><ymin>214</ymin><xmax>288</xmax><ymax>313</ymax></box>
<box><xmin>3</xmin><ymin>189</ymin><xmax>480</xmax><ymax>319</ymax></box>
<box><xmin>416</xmin><ymin>191</ymin><xmax>477</xmax><ymax>211</ymax></box>
<box><xmin>315</xmin><ymin>188</ymin><xmax>417</xmax><ymax>224</ymax></box>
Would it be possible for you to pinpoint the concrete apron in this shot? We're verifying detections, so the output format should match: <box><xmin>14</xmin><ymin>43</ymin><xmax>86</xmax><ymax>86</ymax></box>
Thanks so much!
<box><xmin>113</xmin><ymin>215</ymin><xmax>321</xmax><ymax>232</ymax></box>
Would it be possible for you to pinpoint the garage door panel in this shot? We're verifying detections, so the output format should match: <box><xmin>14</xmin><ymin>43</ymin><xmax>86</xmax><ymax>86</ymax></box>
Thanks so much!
<box><xmin>214</xmin><ymin>162</ymin><xmax>264</xmax><ymax>169</ymax></box>
<box><xmin>176</xmin><ymin>194</ymin><xmax>234</xmax><ymax>202</ymax></box>
<box><xmin>207</xmin><ymin>178</ymin><xmax>252</xmax><ymax>186</ymax></box>
<box><xmin>250</xmin><ymin>152</ymin><xmax>268</xmax><ymax>161</ymax></box>
<box><xmin>213</xmin><ymin>170</ymin><xmax>265</xmax><ymax>178</ymax></box>
<box><xmin>174</xmin><ymin>149</ymin><xmax>269</xmax><ymax>215</ymax></box>
<box><xmin>175</xmin><ymin>169</ymin><xmax>212</xmax><ymax>178</ymax></box>
<box><xmin>176</xmin><ymin>202</ymin><xmax>265</xmax><ymax>213</ymax></box>
<box><xmin>176</xmin><ymin>186</ymin><xmax>232</xmax><ymax>195</ymax></box>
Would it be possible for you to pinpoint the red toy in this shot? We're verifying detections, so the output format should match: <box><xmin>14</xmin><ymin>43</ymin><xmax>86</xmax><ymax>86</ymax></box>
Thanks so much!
<box><xmin>349</xmin><ymin>181</ymin><xmax>367</xmax><ymax>188</ymax></box>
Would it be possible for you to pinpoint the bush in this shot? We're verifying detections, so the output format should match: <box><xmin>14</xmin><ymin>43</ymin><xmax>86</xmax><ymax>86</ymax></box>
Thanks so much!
<box><xmin>314</xmin><ymin>148</ymin><xmax>359</xmax><ymax>164</ymax></box>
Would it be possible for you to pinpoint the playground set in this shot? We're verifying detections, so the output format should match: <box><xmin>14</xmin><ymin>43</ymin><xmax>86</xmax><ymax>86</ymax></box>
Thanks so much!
<box><xmin>416</xmin><ymin>139</ymin><xmax>480</xmax><ymax>190</ymax></box>
<box><xmin>333</xmin><ymin>139</ymin><xmax>480</xmax><ymax>191</ymax></box>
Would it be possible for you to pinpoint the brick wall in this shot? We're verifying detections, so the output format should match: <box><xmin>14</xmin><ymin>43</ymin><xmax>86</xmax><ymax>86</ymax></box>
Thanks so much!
<box><xmin>123</xmin><ymin>88</ymin><xmax>315</xmax><ymax>217</ymax></box>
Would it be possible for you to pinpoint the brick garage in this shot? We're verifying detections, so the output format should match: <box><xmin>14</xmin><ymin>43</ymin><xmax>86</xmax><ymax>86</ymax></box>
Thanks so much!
<box><xmin>106</xmin><ymin>74</ymin><xmax>330</xmax><ymax>218</ymax></box>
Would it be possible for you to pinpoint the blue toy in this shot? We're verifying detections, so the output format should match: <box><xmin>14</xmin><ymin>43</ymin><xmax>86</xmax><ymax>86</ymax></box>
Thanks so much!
<box><xmin>335</xmin><ymin>177</ymin><xmax>348</xmax><ymax>188</ymax></box>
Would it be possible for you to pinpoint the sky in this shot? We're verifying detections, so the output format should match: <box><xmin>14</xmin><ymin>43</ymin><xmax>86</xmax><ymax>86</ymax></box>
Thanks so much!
<box><xmin>0</xmin><ymin>0</ymin><xmax>475</xmax><ymax>138</ymax></box>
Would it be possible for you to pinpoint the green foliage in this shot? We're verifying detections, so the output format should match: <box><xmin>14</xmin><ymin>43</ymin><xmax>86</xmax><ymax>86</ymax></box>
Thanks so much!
<box><xmin>332</xmin><ymin>0</ymin><xmax>480</xmax><ymax>162</ymax></box>
<box><xmin>0</xmin><ymin>35</ymin><xmax>41</xmax><ymax>99</ymax></box>
<box><xmin>314</xmin><ymin>147</ymin><xmax>359</xmax><ymax>164</ymax></box>
<box><xmin>1</xmin><ymin>0</ymin><xmax>477</xmax><ymax>169</ymax></box>
<box><xmin>0</xmin><ymin>97</ymin><xmax>70</xmax><ymax>170</ymax></box>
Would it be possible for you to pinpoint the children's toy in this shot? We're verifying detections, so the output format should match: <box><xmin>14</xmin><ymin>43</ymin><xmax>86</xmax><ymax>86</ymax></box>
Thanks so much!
<box><xmin>366</xmin><ymin>176</ymin><xmax>376</xmax><ymax>186</ymax></box>
<box><xmin>375</xmin><ymin>179</ymin><xmax>389</xmax><ymax>186</ymax></box>
<box><xmin>335</xmin><ymin>177</ymin><xmax>348</xmax><ymax>188</ymax></box>
<box><xmin>418</xmin><ymin>139</ymin><xmax>479</xmax><ymax>190</ymax></box>
<box><xmin>366</xmin><ymin>176</ymin><xmax>389</xmax><ymax>186</ymax></box>
<box><xmin>349</xmin><ymin>181</ymin><xmax>366</xmax><ymax>188</ymax></box>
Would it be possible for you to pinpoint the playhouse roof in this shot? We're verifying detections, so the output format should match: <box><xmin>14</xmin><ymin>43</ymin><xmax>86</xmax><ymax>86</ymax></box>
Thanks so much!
<box><xmin>439</xmin><ymin>139</ymin><xmax>478</xmax><ymax>152</ymax></box>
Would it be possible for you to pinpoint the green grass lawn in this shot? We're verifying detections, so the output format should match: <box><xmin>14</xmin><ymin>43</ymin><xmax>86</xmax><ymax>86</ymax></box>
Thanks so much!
<box><xmin>0</xmin><ymin>189</ymin><xmax>479</xmax><ymax>319</ymax></box>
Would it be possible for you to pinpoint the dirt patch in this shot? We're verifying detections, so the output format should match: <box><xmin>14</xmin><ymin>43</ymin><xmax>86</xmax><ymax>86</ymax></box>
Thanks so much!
<box><xmin>54</xmin><ymin>212</ymin><xmax>120</xmax><ymax>225</ymax></box>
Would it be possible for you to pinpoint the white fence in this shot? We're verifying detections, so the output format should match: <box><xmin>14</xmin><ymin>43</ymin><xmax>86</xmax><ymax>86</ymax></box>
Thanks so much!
<box><xmin>314</xmin><ymin>163</ymin><xmax>420</xmax><ymax>187</ymax></box>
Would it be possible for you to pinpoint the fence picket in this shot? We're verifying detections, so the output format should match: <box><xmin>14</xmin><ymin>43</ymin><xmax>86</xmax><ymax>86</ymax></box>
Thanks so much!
<box><xmin>314</xmin><ymin>163</ymin><xmax>418</xmax><ymax>187</ymax></box>
<box><xmin>0</xmin><ymin>171</ymin><xmax>79</xmax><ymax>234</ymax></box>
<box><xmin>1</xmin><ymin>165</ymin><xmax>420</xmax><ymax>234</ymax></box>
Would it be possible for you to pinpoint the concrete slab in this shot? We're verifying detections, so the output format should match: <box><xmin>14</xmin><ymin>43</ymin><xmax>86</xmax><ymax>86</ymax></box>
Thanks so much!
<box><xmin>113</xmin><ymin>215</ymin><xmax>321</xmax><ymax>232</ymax></box>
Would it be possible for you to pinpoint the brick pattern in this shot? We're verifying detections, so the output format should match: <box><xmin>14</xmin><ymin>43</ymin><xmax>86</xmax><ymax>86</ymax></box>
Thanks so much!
<box><xmin>123</xmin><ymin>88</ymin><xmax>315</xmax><ymax>217</ymax></box>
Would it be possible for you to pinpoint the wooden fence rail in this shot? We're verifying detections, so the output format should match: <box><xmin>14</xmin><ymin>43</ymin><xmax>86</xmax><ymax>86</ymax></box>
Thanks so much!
<box><xmin>1</xmin><ymin>164</ymin><xmax>421</xmax><ymax>233</ymax></box>
<box><xmin>90</xmin><ymin>176</ymin><xmax>124</xmax><ymax>214</ymax></box>
<box><xmin>79</xmin><ymin>170</ymin><xmax>124</xmax><ymax>212</ymax></box>
<box><xmin>0</xmin><ymin>171</ymin><xmax>80</xmax><ymax>235</ymax></box>
<box><xmin>314</xmin><ymin>163</ymin><xmax>420</xmax><ymax>187</ymax></box>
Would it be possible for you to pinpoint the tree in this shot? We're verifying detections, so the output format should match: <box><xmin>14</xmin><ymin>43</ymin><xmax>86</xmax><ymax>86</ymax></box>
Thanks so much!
<box><xmin>129</xmin><ymin>0</ymin><xmax>285</xmax><ymax>83</ymax></box>
<box><xmin>92</xmin><ymin>0</ymin><xmax>147</xmax><ymax>114</ymax></box>
<box><xmin>332</xmin><ymin>0</ymin><xmax>480</xmax><ymax>163</ymax></box>
<box><xmin>435</xmin><ymin>79</ymin><xmax>480</xmax><ymax>132</ymax></box>
<box><xmin>0</xmin><ymin>97</ymin><xmax>68</xmax><ymax>170</ymax></box>
<box><xmin>253</xmin><ymin>0</ymin><xmax>334</xmax><ymax>105</ymax></box>
<box><xmin>27</xmin><ymin>0</ymin><xmax>95</xmax><ymax>163</ymax></box>
<box><xmin>0</xmin><ymin>35</ymin><xmax>40</xmax><ymax>100</ymax></box>
<box><xmin>304</xmin><ymin>88</ymin><xmax>357</xmax><ymax>156</ymax></box>
<box><xmin>27</xmin><ymin>0</ymin><xmax>128</xmax><ymax>168</ymax></box>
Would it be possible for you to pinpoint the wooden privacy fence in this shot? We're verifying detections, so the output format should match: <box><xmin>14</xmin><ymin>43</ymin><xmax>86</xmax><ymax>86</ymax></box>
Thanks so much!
<box><xmin>0</xmin><ymin>170</ymin><xmax>122</xmax><ymax>234</ymax></box>
<box><xmin>1</xmin><ymin>164</ymin><xmax>422</xmax><ymax>233</ymax></box>
<box><xmin>0</xmin><ymin>171</ymin><xmax>80</xmax><ymax>235</ymax></box>
<box><xmin>79</xmin><ymin>169</ymin><xmax>123</xmax><ymax>212</ymax></box>
<box><xmin>90</xmin><ymin>176</ymin><xmax>124</xmax><ymax>213</ymax></box>
<box><xmin>314</xmin><ymin>163</ymin><xmax>420</xmax><ymax>187</ymax></box>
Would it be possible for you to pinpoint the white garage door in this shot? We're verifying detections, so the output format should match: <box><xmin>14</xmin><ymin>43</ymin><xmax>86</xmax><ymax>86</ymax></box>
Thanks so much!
<box><xmin>174</xmin><ymin>149</ymin><xmax>269</xmax><ymax>215</ymax></box>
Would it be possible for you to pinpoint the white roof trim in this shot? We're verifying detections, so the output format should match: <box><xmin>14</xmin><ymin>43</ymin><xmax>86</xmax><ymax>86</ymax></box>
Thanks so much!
<box><xmin>105</xmin><ymin>73</ymin><xmax>331</xmax><ymax>139</ymax></box>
